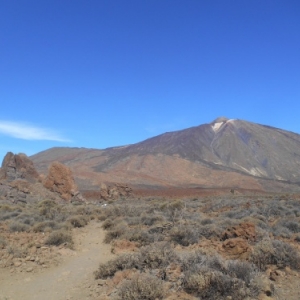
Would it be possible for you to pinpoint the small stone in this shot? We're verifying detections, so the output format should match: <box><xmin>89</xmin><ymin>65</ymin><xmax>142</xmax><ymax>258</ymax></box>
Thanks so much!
<box><xmin>26</xmin><ymin>267</ymin><xmax>33</xmax><ymax>272</ymax></box>
<box><xmin>14</xmin><ymin>261</ymin><xmax>22</xmax><ymax>267</ymax></box>
<box><xmin>30</xmin><ymin>246</ymin><xmax>37</xmax><ymax>254</ymax></box>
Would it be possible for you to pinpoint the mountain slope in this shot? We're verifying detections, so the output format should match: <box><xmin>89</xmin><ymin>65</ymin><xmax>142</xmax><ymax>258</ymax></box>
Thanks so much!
<box><xmin>31</xmin><ymin>118</ymin><xmax>300</xmax><ymax>192</ymax></box>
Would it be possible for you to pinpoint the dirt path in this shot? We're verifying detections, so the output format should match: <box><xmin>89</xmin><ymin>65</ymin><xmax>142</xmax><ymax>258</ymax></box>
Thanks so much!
<box><xmin>0</xmin><ymin>221</ymin><xmax>113</xmax><ymax>300</ymax></box>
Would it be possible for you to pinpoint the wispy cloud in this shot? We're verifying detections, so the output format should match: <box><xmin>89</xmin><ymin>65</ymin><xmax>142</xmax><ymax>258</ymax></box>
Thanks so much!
<box><xmin>0</xmin><ymin>121</ymin><xmax>71</xmax><ymax>142</ymax></box>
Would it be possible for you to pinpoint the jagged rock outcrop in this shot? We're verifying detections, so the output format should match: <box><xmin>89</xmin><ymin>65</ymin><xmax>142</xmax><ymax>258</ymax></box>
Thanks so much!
<box><xmin>43</xmin><ymin>161</ymin><xmax>85</xmax><ymax>202</ymax></box>
<box><xmin>0</xmin><ymin>152</ymin><xmax>65</xmax><ymax>204</ymax></box>
<box><xmin>99</xmin><ymin>183</ymin><xmax>132</xmax><ymax>201</ymax></box>
<box><xmin>0</xmin><ymin>152</ymin><xmax>39</xmax><ymax>182</ymax></box>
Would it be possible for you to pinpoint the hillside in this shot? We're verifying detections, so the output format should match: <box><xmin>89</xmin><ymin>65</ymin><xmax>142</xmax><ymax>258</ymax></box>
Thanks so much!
<box><xmin>31</xmin><ymin>118</ymin><xmax>300</xmax><ymax>193</ymax></box>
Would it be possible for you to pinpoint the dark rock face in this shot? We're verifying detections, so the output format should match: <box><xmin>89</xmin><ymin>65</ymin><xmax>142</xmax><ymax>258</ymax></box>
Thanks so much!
<box><xmin>0</xmin><ymin>152</ymin><xmax>39</xmax><ymax>182</ymax></box>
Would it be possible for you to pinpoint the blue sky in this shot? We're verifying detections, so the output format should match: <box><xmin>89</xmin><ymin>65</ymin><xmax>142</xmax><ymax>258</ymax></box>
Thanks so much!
<box><xmin>0</xmin><ymin>0</ymin><xmax>299</xmax><ymax>159</ymax></box>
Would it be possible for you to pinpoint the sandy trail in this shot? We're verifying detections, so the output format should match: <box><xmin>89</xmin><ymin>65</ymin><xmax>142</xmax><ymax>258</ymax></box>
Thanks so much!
<box><xmin>0</xmin><ymin>221</ymin><xmax>113</xmax><ymax>300</ymax></box>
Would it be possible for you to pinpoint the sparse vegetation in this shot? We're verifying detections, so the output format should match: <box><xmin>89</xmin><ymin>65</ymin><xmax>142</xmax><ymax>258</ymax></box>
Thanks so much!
<box><xmin>117</xmin><ymin>273</ymin><xmax>165</xmax><ymax>300</ymax></box>
<box><xmin>93</xmin><ymin>194</ymin><xmax>300</xmax><ymax>299</ymax></box>
<box><xmin>45</xmin><ymin>230</ymin><xmax>73</xmax><ymax>247</ymax></box>
<box><xmin>1</xmin><ymin>193</ymin><xmax>300</xmax><ymax>299</ymax></box>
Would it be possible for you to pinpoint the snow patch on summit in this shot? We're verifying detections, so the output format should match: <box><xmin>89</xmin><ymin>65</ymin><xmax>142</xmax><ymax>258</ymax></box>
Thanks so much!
<box><xmin>211</xmin><ymin>119</ymin><xmax>235</xmax><ymax>132</ymax></box>
<box><xmin>212</xmin><ymin>122</ymin><xmax>224</xmax><ymax>132</ymax></box>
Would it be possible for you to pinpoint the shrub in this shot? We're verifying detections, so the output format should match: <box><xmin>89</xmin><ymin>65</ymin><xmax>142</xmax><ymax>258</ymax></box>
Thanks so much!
<box><xmin>104</xmin><ymin>222</ymin><xmax>127</xmax><ymax>243</ymax></box>
<box><xmin>226</xmin><ymin>260</ymin><xmax>258</xmax><ymax>284</ymax></box>
<box><xmin>7</xmin><ymin>245</ymin><xmax>28</xmax><ymax>258</ymax></box>
<box><xmin>123</xmin><ymin>229</ymin><xmax>155</xmax><ymax>246</ymax></box>
<box><xmin>282</xmin><ymin>220</ymin><xmax>300</xmax><ymax>233</ymax></box>
<box><xmin>141</xmin><ymin>215</ymin><xmax>165</xmax><ymax>226</ymax></box>
<box><xmin>68</xmin><ymin>215</ymin><xmax>88</xmax><ymax>228</ymax></box>
<box><xmin>45</xmin><ymin>230</ymin><xmax>73</xmax><ymax>247</ymax></box>
<box><xmin>0</xmin><ymin>236</ymin><xmax>7</xmax><ymax>249</ymax></box>
<box><xmin>32</xmin><ymin>221</ymin><xmax>61</xmax><ymax>232</ymax></box>
<box><xmin>139</xmin><ymin>242</ymin><xmax>178</xmax><ymax>269</ymax></box>
<box><xmin>183</xmin><ymin>268</ymin><xmax>249</xmax><ymax>300</ymax></box>
<box><xmin>101</xmin><ymin>218</ymin><xmax>115</xmax><ymax>230</ymax></box>
<box><xmin>95</xmin><ymin>253</ymin><xmax>141</xmax><ymax>279</ymax></box>
<box><xmin>295</xmin><ymin>234</ymin><xmax>300</xmax><ymax>243</ymax></box>
<box><xmin>117</xmin><ymin>273</ymin><xmax>165</xmax><ymax>300</ymax></box>
<box><xmin>181</xmin><ymin>253</ymin><xmax>260</xmax><ymax>299</ymax></box>
<box><xmin>9</xmin><ymin>222</ymin><xmax>30</xmax><ymax>232</ymax></box>
<box><xmin>0</xmin><ymin>211</ymin><xmax>21</xmax><ymax>220</ymax></box>
<box><xmin>250</xmin><ymin>239</ymin><xmax>300</xmax><ymax>270</ymax></box>
<box><xmin>170</xmin><ymin>225</ymin><xmax>200</xmax><ymax>246</ymax></box>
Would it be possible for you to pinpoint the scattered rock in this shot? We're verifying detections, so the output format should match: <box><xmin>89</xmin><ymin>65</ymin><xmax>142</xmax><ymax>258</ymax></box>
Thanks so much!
<box><xmin>221</xmin><ymin>237</ymin><xmax>252</xmax><ymax>259</ymax></box>
<box><xmin>221</xmin><ymin>222</ymin><xmax>256</xmax><ymax>241</ymax></box>
<box><xmin>99</xmin><ymin>183</ymin><xmax>132</xmax><ymax>201</ymax></box>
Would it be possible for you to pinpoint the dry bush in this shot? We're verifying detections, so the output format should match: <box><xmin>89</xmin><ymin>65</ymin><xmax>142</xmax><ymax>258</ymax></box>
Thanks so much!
<box><xmin>170</xmin><ymin>225</ymin><xmax>200</xmax><ymax>246</ymax></box>
<box><xmin>181</xmin><ymin>252</ymin><xmax>260</xmax><ymax>299</ymax></box>
<box><xmin>0</xmin><ymin>211</ymin><xmax>21</xmax><ymax>220</ymax></box>
<box><xmin>295</xmin><ymin>234</ymin><xmax>300</xmax><ymax>243</ymax></box>
<box><xmin>117</xmin><ymin>273</ymin><xmax>165</xmax><ymax>300</ymax></box>
<box><xmin>104</xmin><ymin>222</ymin><xmax>127</xmax><ymax>243</ymax></box>
<box><xmin>250</xmin><ymin>239</ymin><xmax>300</xmax><ymax>270</ymax></box>
<box><xmin>101</xmin><ymin>218</ymin><xmax>115</xmax><ymax>230</ymax></box>
<box><xmin>68</xmin><ymin>215</ymin><xmax>89</xmax><ymax>228</ymax></box>
<box><xmin>95</xmin><ymin>253</ymin><xmax>141</xmax><ymax>279</ymax></box>
<box><xmin>140</xmin><ymin>214</ymin><xmax>165</xmax><ymax>226</ymax></box>
<box><xmin>281</xmin><ymin>219</ymin><xmax>300</xmax><ymax>233</ymax></box>
<box><xmin>140</xmin><ymin>242</ymin><xmax>178</xmax><ymax>269</ymax></box>
<box><xmin>45</xmin><ymin>230</ymin><xmax>73</xmax><ymax>247</ymax></box>
<box><xmin>95</xmin><ymin>242</ymin><xmax>177</xmax><ymax>280</ymax></box>
<box><xmin>123</xmin><ymin>228</ymin><xmax>155</xmax><ymax>246</ymax></box>
<box><xmin>32</xmin><ymin>220</ymin><xmax>62</xmax><ymax>232</ymax></box>
<box><xmin>183</xmin><ymin>268</ymin><xmax>248</xmax><ymax>300</ymax></box>
<box><xmin>0</xmin><ymin>236</ymin><xmax>7</xmax><ymax>249</ymax></box>
<box><xmin>9</xmin><ymin>221</ymin><xmax>30</xmax><ymax>232</ymax></box>
<box><xmin>7</xmin><ymin>245</ymin><xmax>28</xmax><ymax>258</ymax></box>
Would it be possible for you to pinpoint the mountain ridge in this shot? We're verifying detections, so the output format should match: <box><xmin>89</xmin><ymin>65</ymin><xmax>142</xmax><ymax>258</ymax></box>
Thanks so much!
<box><xmin>31</xmin><ymin>118</ymin><xmax>300</xmax><ymax>193</ymax></box>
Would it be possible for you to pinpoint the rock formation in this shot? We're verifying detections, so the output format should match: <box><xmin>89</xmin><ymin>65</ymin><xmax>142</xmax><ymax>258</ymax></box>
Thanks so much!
<box><xmin>0</xmin><ymin>152</ymin><xmax>39</xmax><ymax>182</ymax></box>
<box><xmin>43</xmin><ymin>161</ymin><xmax>84</xmax><ymax>202</ymax></box>
<box><xmin>99</xmin><ymin>183</ymin><xmax>132</xmax><ymax>201</ymax></box>
<box><xmin>0</xmin><ymin>152</ymin><xmax>63</xmax><ymax>204</ymax></box>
